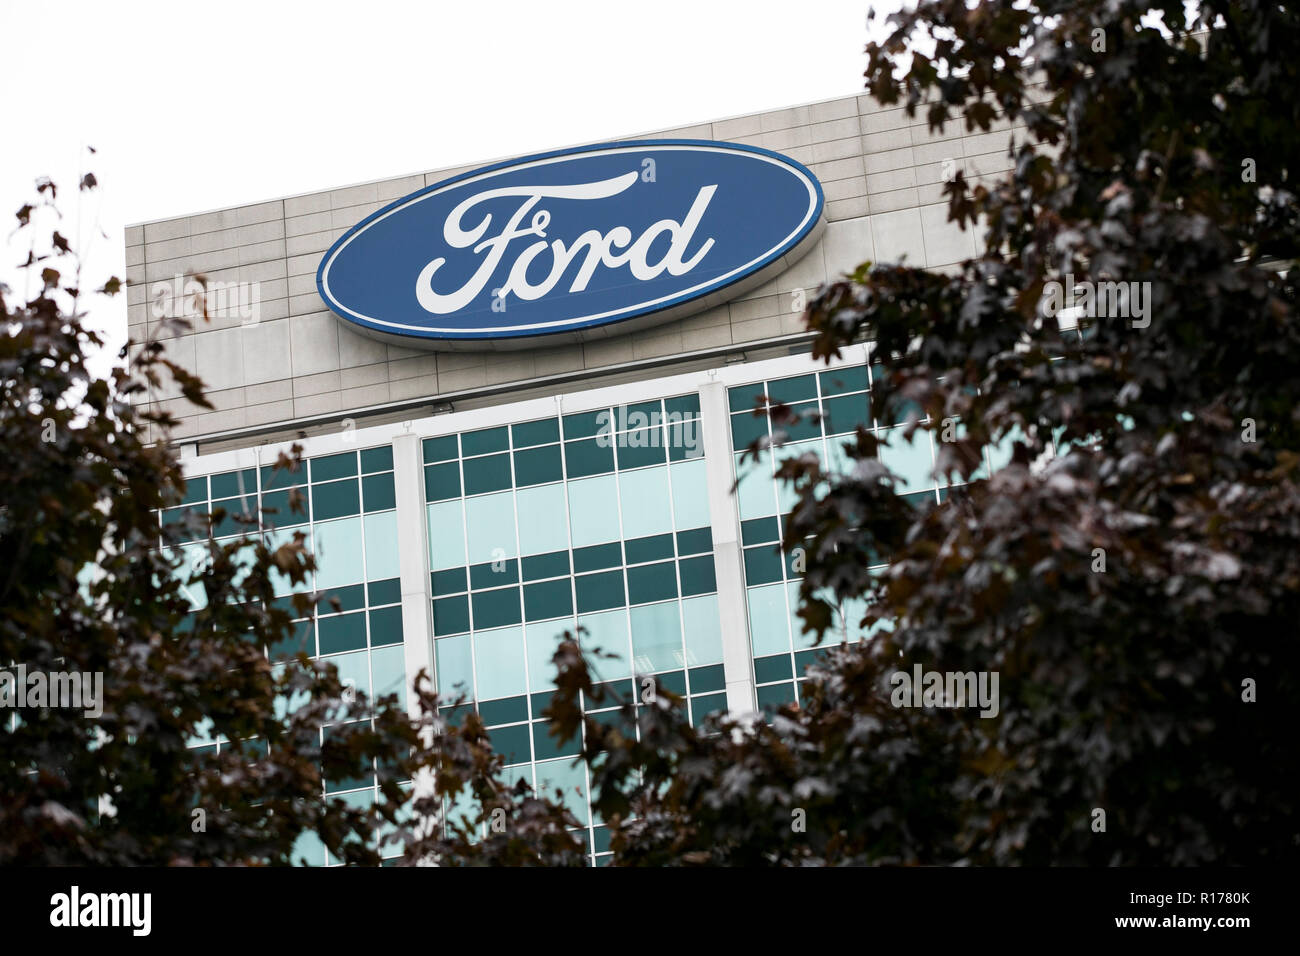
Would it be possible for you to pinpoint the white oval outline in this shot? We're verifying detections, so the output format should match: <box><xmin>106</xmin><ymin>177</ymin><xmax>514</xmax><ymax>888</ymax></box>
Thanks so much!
<box><xmin>318</xmin><ymin>144</ymin><xmax>820</xmax><ymax>336</ymax></box>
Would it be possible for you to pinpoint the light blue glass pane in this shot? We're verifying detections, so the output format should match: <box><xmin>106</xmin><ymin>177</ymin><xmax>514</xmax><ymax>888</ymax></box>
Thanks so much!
<box><xmin>516</xmin><ymin>483</ymin><xmax>569</xmax><ymax>556</ymax></box>
<box><xmin>189</xmin><ymin>716</ymin><xmax>216</xmax><ymax>746</ymax></box>
<box><xmin>986</xmin><ymin>424</ymin><xmax>1023</xmax><ymax>474</ymax></box>
<box><xmin>376</xmin><ymin>781</ymin><xmax>413</xmax><ymax>859</ymax></box>
<box><xmin>314</xmin><ymin>516</ymin><xmax>365</xmax><ymax>590</ymax></box>
<box><xmin>473</xmin><ymin>626</ymin><xmax>526</xmax><ymax>700</ymax></box>
<box><xmin>747</xmin><ymin>583</ymin><xmax>790</xmax><ymax>657</ymax></box>
<box><xmin>619</xmin><ymin>466</ymin><xmax>673</xmax><ymax>540</ymax></box>
<box><xmin>843</xmin><ymin>596</ymin><xmax>870</xmax><ymax>644</ymax></box>
<box><xmin>427</xmin><ymin>500</ymin><xmax>466</xmax><ymax>571</ymax></box>
<box><xmin>670</xmin><ymin>458</ymin><xmax>710</xmax><ymax>530</ymax></box>
<box><xmin>630</xmin><ymin>600</ymin><xmax>683</xmax><ymax>673</ymax></box>
<box><xmin>292</xmin><ymin>827</ymin><xmax>326</xmax><ymax>867</ymax></box>
<box><xmin>775</xmin><ymin>438</ymin><xmax>826</xmax><ymax>514</ymax></box>
<box><xmin>826</xmin><ymin>435</ymin><xmax>856</xmax><ymax>477</ymax></box>
<box><xmin>789</xmin><ymin>580</ymin><xmax>819</xmax><ymax>649</ymax></box>
<box><xmin>735</xmin><ymin>451</ymin><xmax>776</xmax><ymax>521</ymax></box>
<box><xmin>323</xmin><ymin>648</ymin><xmax>371</xmax><ymax>703</ymax></box>
<box><xmin>444</xmin><ymin>783</ymin><xmax>481</xmax><ymax>838</ymax></box>
<box><xmin>536</xmin><ymin>757</ymin><xmax>589</xmax><ymax>826</ymax></box>
<box><xmin>578</xmin><ymin>607</ymin><xmax>630</xmax><ymax>680</ymax></box>
<box><xmin>262</xmin><ymin>528</ymin><xmax>303</xmax><ymax>598</ymax></box>
<box><xmin>363</xmin><ymin>511</ymin><xmax>400</xmax><ymax>582</ymax></box>
<box><xmin>436</xmin><ymin>633</ymin><xmax>474</xmax><ymax>698</ymax></box>
<box><xmin>682</xmin><ymin>594</ymin><xmax>723</xmax><ymax>666</ymax></box>
<box><xmin>567</xmin><ymin>474</ymin><xmax>619</xmax><ymax>548</ymax></box>
<box><xmin>273</xmin><ymin>662</ymin><xmax>313</xmax><ymax>720</ymax></box>
<box><xmin>464</xmin><ymin>491</ymin><xmax>518</xmax><ymax>565</ymax></box>
<box><xmin>177</xmin><ymin>541</ymin><xmax>210</xmax><ymax>609</ymax></box>
<box><xmin>526</xmin><ymin>619</ymin><xmax>572</xmax><ymax>692</ymax></box>
<box><xmin>878</xmin><ymin>427</ymin><xmax>935</xmax><ymax>493</ymax></box>
<box><xmin>370</xmin><ymin>644</ymin><xmax>406</xmax><ymax>710</ymax></box>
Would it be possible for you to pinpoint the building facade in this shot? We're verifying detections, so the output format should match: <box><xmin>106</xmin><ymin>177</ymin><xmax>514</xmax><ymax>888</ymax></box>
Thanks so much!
<box><xmin>127</xmin><ymin>91</ymin><xmax>1023</xmax><ymax>863</ymax></box>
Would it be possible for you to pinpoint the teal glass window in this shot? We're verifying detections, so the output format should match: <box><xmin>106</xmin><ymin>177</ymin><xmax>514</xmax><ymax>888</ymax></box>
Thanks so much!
<box><xmin>573</xmin><ymin>543</ymin><xmax>622</xmax><ymax>573</ymax></box>
<box><xmin>624</xmin><ymin>533</ymin><xmax>674</xmax><ymax>565</ymax></box>
<box><xmin>691</xmin><ymin>693</ymin><xmax>727</xmax><ymax>724</ymax></box>
<box><xmin>627</xmin><ymin>561</ymin><xmax>677</xmax><ymax>604</ymax></box>
<box><xmin>433</xmin><ymin>594</ymin><xmax>471</xmax><ymax>637</ymax></box>
<box><xmin>360</xmin><ymin>445</ymin><xmax>394</xmax><ymax>473</ymax></box>
<box><xmin>369</xmin><ymin>606</ymin><xmax>403</xmax><ymax>647</ymax></box>
<box><xmin>618</xmin><ymin>467</ymin><xmax>673</xmax><ymax>540</ymax></box>
<box><xmin>727</xmin><ymin>382</ymin><xmax>766</xmax><ymax>413</ymax></box>
<box><xmin>210</xmin><ymin>469</ymin><xmax>255</xmax><ymax>499</ymax></box>
<box><xmin>562</xmin><ymin>410</ymin><xmax>608</xmax><ymax>440</ymax></box>
<box><xmin>462</xmin><ymin>453</ymin><xmax>511</xmax><ymax>495</ymax></box>
<box><xmin>823</xmin><ymin>393</ymin><xmax>871</xmax><ymax>435</ymax></box>
<box><xmin>575</xmin><ymin>570</ymin><xmax>625</xmax><ymax>613</ymax></box>
<box><xmin>432</xmin><ymin>567</ymin><xmax>468</xmax><ymax>596</ymax></box>
<box><xmin>741</xmin><ymin>515</ymin><xmax>779</xmax><ymax>546</ymax></box>
<box><xmin>664</xmin><ymin>393</ymin><xmax>701</xmax><ymax>419</ymax></box>
<box><xmin>488</xmin><ymin>723</ymin><xmax>532</xmax><ymax>766</ymax></box>
<box><xmin>743</xmin><ymin>545</ymin><xmax>785</xmax><ymax>585</ymax></box>
<box><xmin>524</xmin><ymin>579</ymin><xmax>573</xmax><ymax>621</ymax></box>
<box><xmin>423</xmin><ymin>435</ymin><xmax>458</xmax><ymax>463</ymax></box>
<box><xmin>424</xmin><ymin>462</ymin><xmax>461</xmax><ymax>501</ymax></box>
<box><xmin>616</xmin><ymin>432</ymin><xmax>666</xmax><ymax>469</ymax></box>
<box><xmin>754</xmin><ymin>653</ymin><xmax>794</xmax><ymax>683</ymax></box>
<box><xmin>819</xmin><ymin>364</ymin><xmax>870</xmax><ymax>396</ymax></box>
<box><xmin>472</xmin><ymin>587</ymin><xmax>522</xmax><ymax>630</ymax></box>
<box><xmin>521</xmin><ymin>550</ymin><xmax>569</xmax><ymax>581</ymax></box>
<box><xmin>323</xmin><ymin>584</ymin><xmax>365</xmax><ymax>612</ymax></box>
<box><xmin>261</xmin><ymin>462</ymin><xmax>305</xmax><ymax>491</ymax></box>
<box><xmin>368</xmin><ymin>578</ymin><xmax>401</xmax><ymax>605</ymax></box>
<box><xmin>565</xmin><ymin>438</ymin><xmax>615</xmax><ymax>478</ymax></box>
<box><xmin>730</xmin><ymin>411</ymin><xmax>768</xmax><ymax>448</ymax></box>
<box><xmin>479</xmin><ymin>696</ymin><xmax>528</xmax><ymax>725</ymax></box>
<box><xmin>689</xmin><ymin>663</ymin><xmax>725</xmax><ymax>693</ymax></box>
<box><xmin>772</xmin><ymin>401</ymin><xmax>822</xmax><ymax>443</ymax></box>
<box><xmin>470</xmin><ymin>559</ymin><xmax>518</xmax><ymax>589</ymax></box>
<box><xmin>512</xmin><ymin>417</ymin><xmax>560</xmax><ymax>448</ymax></box>
<box><xmin>678</xmin><ymin>555</ymin><xmax>717</xmax><ymax>596</ymax></box>
<box><xmin>513</xmin><ymin>444</ymin><xmax>563</xmax><ymax>487</ymax></box>
<box><xmin>766</xmin><ymin>373</ymin><xmax>817</xmax><ymax>404</ymax></box>
<box><xmin>461</xmin><ymin>426</ymin><xmax>508</xmax><ymax>457</ymax></box>
<box><xmin>757</xmin><ymin>682</ymin><xmax>796</xmax><ymax>714</ymax></box>
<box><xmin>318</xmin><ymin>612</ymin><xmax>367</xmax><ymax>655</ymax></box>
<box><xmin>312</xmin><ymin>452</ymin><xmax>358</xmax><ymax>482</ymax></box>
<box><xmin>362</xmin><ymin>472</ymin><xmax>396</xmax><ymax>511</ymax></box>
<box><xmin>676</xmin><ymin>527</ymin><xmax>712</xmax><ymax>555</ymax></box>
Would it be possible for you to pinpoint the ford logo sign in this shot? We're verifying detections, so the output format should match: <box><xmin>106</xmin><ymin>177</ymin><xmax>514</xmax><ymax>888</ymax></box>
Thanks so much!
<box><xmin>317</xmin><ymin>140</ymin><xmax>825</xmax><ymax>350</ymax></box>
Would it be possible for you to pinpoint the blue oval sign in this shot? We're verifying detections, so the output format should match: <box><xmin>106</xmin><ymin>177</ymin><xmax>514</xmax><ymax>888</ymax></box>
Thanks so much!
<box><xmin>317</xmin><ymin>140</ymin><xmax>824</xmax><ymax>349</ymax></box>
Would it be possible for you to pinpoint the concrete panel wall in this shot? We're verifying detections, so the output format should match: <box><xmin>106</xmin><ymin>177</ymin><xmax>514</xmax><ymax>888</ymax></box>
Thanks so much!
<box><xmin>128</xmin><ymin>92</ymin><xmax>1027</xmax><ymax>446</ymax></box>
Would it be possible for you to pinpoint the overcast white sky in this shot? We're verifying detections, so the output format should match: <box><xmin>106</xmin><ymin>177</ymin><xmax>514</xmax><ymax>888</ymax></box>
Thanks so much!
<box><xmin>1</xmin><ymin>0</ymin><xmax>895</xmax><ymax>356</ymax></box>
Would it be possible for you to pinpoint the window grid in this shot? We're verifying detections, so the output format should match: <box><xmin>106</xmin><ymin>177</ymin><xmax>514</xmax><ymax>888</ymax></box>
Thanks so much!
<box><xmin>422</xmin><ymin>395</ymin><xmax>719</xmax><ymax>862</ymax></box>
